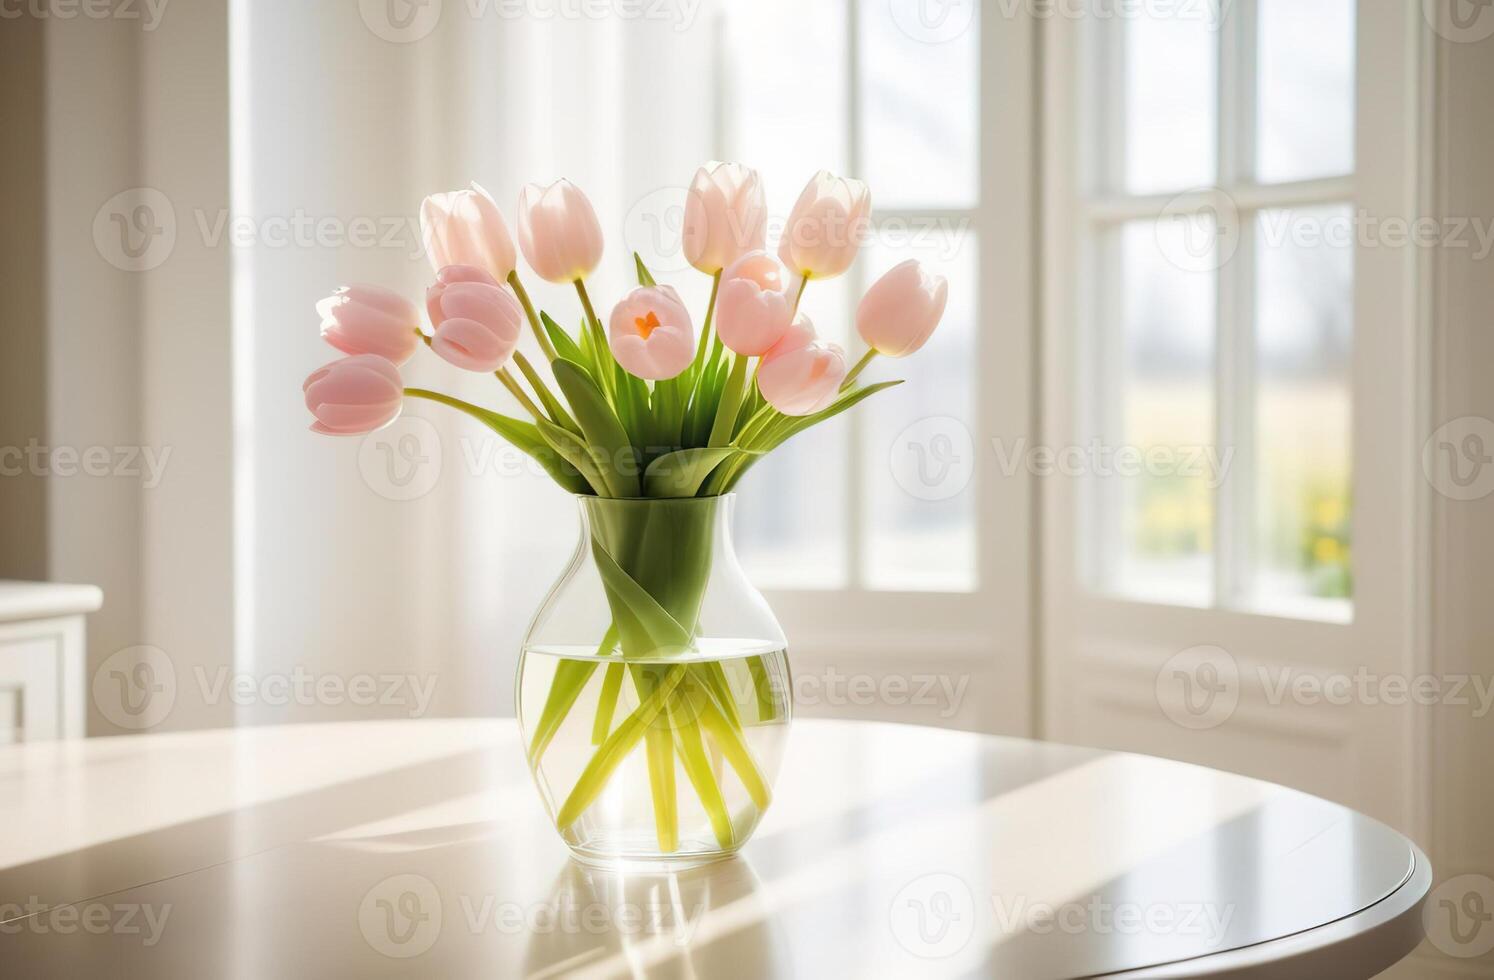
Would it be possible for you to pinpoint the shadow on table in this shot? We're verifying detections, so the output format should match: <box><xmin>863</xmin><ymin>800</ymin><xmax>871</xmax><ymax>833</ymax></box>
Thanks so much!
<box><xmin>519</xmin><ymin>738</ymin><xmax>1108</xmax><ymax>979</ymax></box>
<box><xmin>0</xmin><ymin>739</ymin><xmax>509</xmax><ymax>921</ymax></box>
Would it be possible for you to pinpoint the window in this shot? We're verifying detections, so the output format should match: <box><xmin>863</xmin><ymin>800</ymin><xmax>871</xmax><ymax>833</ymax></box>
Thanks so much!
<box><xmin>717</xmin><ymin>0</ymin><xmax>983</xmax><ymax>593</ymax></box>
<box><xmin>1082</xmin><ymin>0</ymin><xmax>1356</xmax><ymax>619</ymax></box>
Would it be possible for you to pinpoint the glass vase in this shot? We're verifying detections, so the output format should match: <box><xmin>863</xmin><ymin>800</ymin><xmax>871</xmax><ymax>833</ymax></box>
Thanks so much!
<box><xmin>517</xmin><ymin>494</ymin><xmax>793</xmax><ymax>869</ymax></box>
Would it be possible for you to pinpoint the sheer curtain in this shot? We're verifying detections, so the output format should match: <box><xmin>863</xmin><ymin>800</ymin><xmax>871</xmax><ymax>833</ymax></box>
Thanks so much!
<box><xmin>237</xmin><ymin>1</ymin><xmax>717</xmax><ymax>722</ymax></box>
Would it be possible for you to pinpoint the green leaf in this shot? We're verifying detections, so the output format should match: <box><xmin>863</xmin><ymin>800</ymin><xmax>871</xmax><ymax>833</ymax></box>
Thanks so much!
<box><xmin>589</xmin><ymin>537</ymin><xmax>694</xmax><ymax>650</ymax></box>
<box><xmin>707</xmin><ymin>353</ymin><xmax>749</xmax><ymax>448</ymax></box>
<box><xmin>643</xmin><ymin>447</ymin><xmax>753</xmax><ymax>498</ymax></box>
<box><xmin>615</xmin><ymin>368</ymin><xmax>651</xmax><ymax>451</ymax></box>
<box><xmin>541</xmin><ymin>311</ymin><xmax>588</xmax><ymax>370</ymax></box>
<box><xmin>535</xmin><ymin>417</ymin><xmax>608</xmax><ymax>496</ymax></box>
<box><xmin>403</xmin><ymin>388</ymin><xmax>589</xmax><ymax>494</ymax></box>
<box><xmin>512</xmin><ymin>352</ymin><xmax>580</xmax><ymax>436</ymax></box>
<box><xmin>551</xmin><ymin>358</ymin><xmax>642</xmax><ymax>497</ymax></box>
<box><xmin>686</xmin><ymin>355</ymin><xmax>730</xmax><ymax>447</ymax></box>
<box><xmin>651</xmin><ymin>375</ymin><xmax>685</xmax><ymax>450</ymax></box>
<box><xmin>714</xmin><ymin>381</ymin><xmax>905</xmax><ymax>494</ymax></box>
<box><xmin>633</xmin><ymin>251</ymin><xmax>658</xmax><ymax>287</ymax></box>
<box><xmin>751</xmin><ymin>380</ymin><xmax>904</xmax><ymax>452</ymax></box>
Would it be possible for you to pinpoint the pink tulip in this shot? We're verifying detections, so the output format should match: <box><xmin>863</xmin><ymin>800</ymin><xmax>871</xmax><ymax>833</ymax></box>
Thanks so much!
<box><xmin>420</xmin><ymin>182</ymin><xmax>517</xmax><ymax>284</ymax></box>
<box><xmin>425</xmin><ymin>265</ymin><xmax>523</xmax><ymax>373</ymax></box>
<box><xmin>714</xmin><ymin>251</ymin><xmax>793</xmax><ymax>356</ymax></box>
<box><xmin>682</xmin><ymin>162</ymin><xmax>767</xmax><ymax>274</ymax></box>
<box><xmin>778</xmin><ymin>170</ymin><xmax>871</xmax><ymax>280</ymax></box>
<box><xmin>856</xmin><ymin>259</ymin><xmax>949</xmax><ymax>357</ymax></box>
<box><xmin>758</xmin><ymin>333</ymin><xmax>847</xmax><ymax>417</ymax></box>
<box><xmin>303</xmin><ymin>354</ymin><xmax>404</xmax><ymax>436</ymax></box>
<box><xmin>762</xmin><ymin>312</ymin><xmax>816</xmax><ymax>361</ymax></box>
<box><xmin>317</xmin><ymin>284</ymin><xmax>421</xmax><ymax>366</ymax></box>
<box><xmin>608</xmin><ymin>285</ymin><xmax>695</xmax><ymax>381</ymax></box>
<box><xmin>517</xmin><ymin>179</ymin><xmax>604</xmax><ymax>283</ymax></box>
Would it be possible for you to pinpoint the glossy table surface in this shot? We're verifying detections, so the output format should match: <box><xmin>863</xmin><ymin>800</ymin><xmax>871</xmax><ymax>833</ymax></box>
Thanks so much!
<box><xmin>0</xmin><ymin>719</ymin><xmax>1428</xmax><ymax>978</ymax></box>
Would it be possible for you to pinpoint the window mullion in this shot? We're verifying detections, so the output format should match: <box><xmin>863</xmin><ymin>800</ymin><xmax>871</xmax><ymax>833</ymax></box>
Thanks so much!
<box><xmin>1213</xmin><ymin>0</ymin><xmax>1259</xmax><ymax>608</ymax></box>
<box><xmin>846</xmin><ymin>0</ymin><xmax>865</xmax><ymax>591</ymax></box>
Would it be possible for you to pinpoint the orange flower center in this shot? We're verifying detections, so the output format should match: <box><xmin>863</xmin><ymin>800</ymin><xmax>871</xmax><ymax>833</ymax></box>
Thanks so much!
<box><xmin>634</xmin><ymin>310</ymin><xmax>661</xmax><ymax>339</ymax></box>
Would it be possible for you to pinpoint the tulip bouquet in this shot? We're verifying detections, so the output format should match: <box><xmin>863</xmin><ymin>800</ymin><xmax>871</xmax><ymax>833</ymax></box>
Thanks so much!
<box><xmin>304</xmin><ymin>163</ymin><xmax>947</xmax><ymax>859</ymax></box>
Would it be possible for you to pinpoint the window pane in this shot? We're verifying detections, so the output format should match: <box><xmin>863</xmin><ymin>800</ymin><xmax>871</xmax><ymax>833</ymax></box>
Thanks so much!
<box><xmin>736</xmin><ymin>429</ymin><xmax>850</xmax><ymax>589</ymax></box>
<box><xmin>1099</xmin><ymin>219</ymin><xmax>1216</xmax><ymax>604</ymax></box>
<box><xmin>1252</xmin><ymin>206</ymin><xmax>1353</xmax><ymax>607</ymax></box>
<box><xmin>858</xmin><ymin>0</ymin><xmax>979</xmax><ymax>209</ymax></box>
<box><xmin>723</xmin><ymin>0</ymin><xmax>848</xmax><ymax>214</ymax></box>
<box><xmin>724</xmin><ymin>0</ymin><xmax>849</xmax><ymax>589</ymax></box>
<box><xmin>736</xmin><ymin>278</ymin><xmax>853</xmax><ymax>589</ymax></box>
<box><xmin>861</xmin><ymin>228</ymin><xmax>977</xmax><ymax>591</ymax></box>
<box><xmin>1256</xmin><ymin>0</ymin><xmax>1355</xmax><ymax>183</ymax></box>
<box><xmin>1120</xmin><ymin>12</ymin><xmax>1217</xmax><ymax>194</ymax></box>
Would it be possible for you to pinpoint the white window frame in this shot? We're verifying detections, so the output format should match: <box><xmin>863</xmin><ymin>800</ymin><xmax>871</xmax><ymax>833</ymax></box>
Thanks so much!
<box><xmin>1042</xmin><ymin>0</ymin><xmax>1425</xmax><ymax>828</ymax></box>
<box><xmin>716</xmin><ymin>3</ymin><xmax>1039</xmax><ymax>734</ymax></box>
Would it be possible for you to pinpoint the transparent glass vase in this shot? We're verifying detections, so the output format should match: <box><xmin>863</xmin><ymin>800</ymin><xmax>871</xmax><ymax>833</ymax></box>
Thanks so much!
<box><xmin>517</xmin><ymin>494</ymin><xmax>793</xmax><ymax>869</ymax></box>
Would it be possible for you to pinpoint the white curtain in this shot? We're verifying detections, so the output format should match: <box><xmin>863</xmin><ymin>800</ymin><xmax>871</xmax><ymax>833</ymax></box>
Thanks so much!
<box><xmin>237</xmin><ymin>1</ymin><xmax>719</xmax><ymax>722</ymax></box>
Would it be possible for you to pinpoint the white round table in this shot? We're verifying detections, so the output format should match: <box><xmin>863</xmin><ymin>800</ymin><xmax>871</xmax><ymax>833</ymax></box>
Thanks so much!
<box><xmin>0</xmin><ymin>719</ymin><xmax>1428</xmax><ymax>978</ymax></box>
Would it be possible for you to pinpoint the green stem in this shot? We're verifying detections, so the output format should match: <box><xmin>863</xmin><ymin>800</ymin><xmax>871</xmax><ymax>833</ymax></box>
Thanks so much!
<box><xmin>791</xmin><ymin>273</ymin><xmax>810</xmax><ymax>315</ymax></box>
<box><xmin>513</xmin><ymin>350</ymin><xmax>580</xmax><ymax>434</ymax></box>
<box><xmin>496</xmin><ymin>368</ymin><xmax>544</xmax><ymax>421</ymax></box>
<box><xmin>574</xmin><ymin>278</ymin><xmax>615</xmax><ymax>401</ymax></box>
<box><xmin>508</xmin><ymin>270</ymin><xmax>558</xmax><ymax>362</ymax></box>
<box><xmin>527</xmin><ymin>624</ymin><xmax>616</xmax><ymax>765</ymax></box>
<box><xmin>636</xmin><ymin>667</ymin><xmax>678</xmax><ymax>852</ymax></box>
<box><xmin>693</xmin><ymin>270</ymin><xmax>723</xmax><ymax>386</ymax></box>
<box><xmin>404</xmin><ymin>387</ymin><xmax>490</xmax><ymax>417</ymax></box>
<box><xmin>747</xmin><ymin>656</ymin><xmax>777</xmax><ymax>721</ymax></box>
<box><xmin>574</xmin><ymin>279</ymin><xmax>604</xmax><ymax>350</ymax></box>
<box><xmin>697</xmin><ymin>690</ymin><xmax>772</xmax><ymax>810</ymax></box>
<box><xmin>591</xmin><ymin>661</ymin><xmax>625</xmax><ymax>745</ymax></box>
<box><xmin>645</xmin><ymin>723</ymin><xmax>678</xmax><ymax>852</ymax></box>
<box><xmin>669</xmin><ymin>700</ymin><xmax>736</xmax><ymax>849</ymax></box>
<box><xmin>555</xmin><ymin>665</ymin><xmax>686</xmax><ymax>829</ymax></box>
<box><xmin>840</xmin><ymin>348</ymin><xmax>878</xmax><ymax>390</ymax></box>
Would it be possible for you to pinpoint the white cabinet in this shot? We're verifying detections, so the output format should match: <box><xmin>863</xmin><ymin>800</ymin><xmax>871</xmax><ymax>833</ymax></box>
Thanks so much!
<box><xmin>0</xmin><ymin>581</ymin><xmax>102</xmax><ymax>742</ymax></box>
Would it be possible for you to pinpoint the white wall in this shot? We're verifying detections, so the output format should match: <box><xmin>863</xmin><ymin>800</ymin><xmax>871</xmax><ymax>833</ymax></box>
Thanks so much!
<box><xmin>1410</xmin><ymin>13</ymin><xmax>1494</xmax><ymax>977</ymax></box>
<box><xmin>41</xmin><ymin>15</ymin><xmax>151</xmax><ymax>733</ymax></box>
